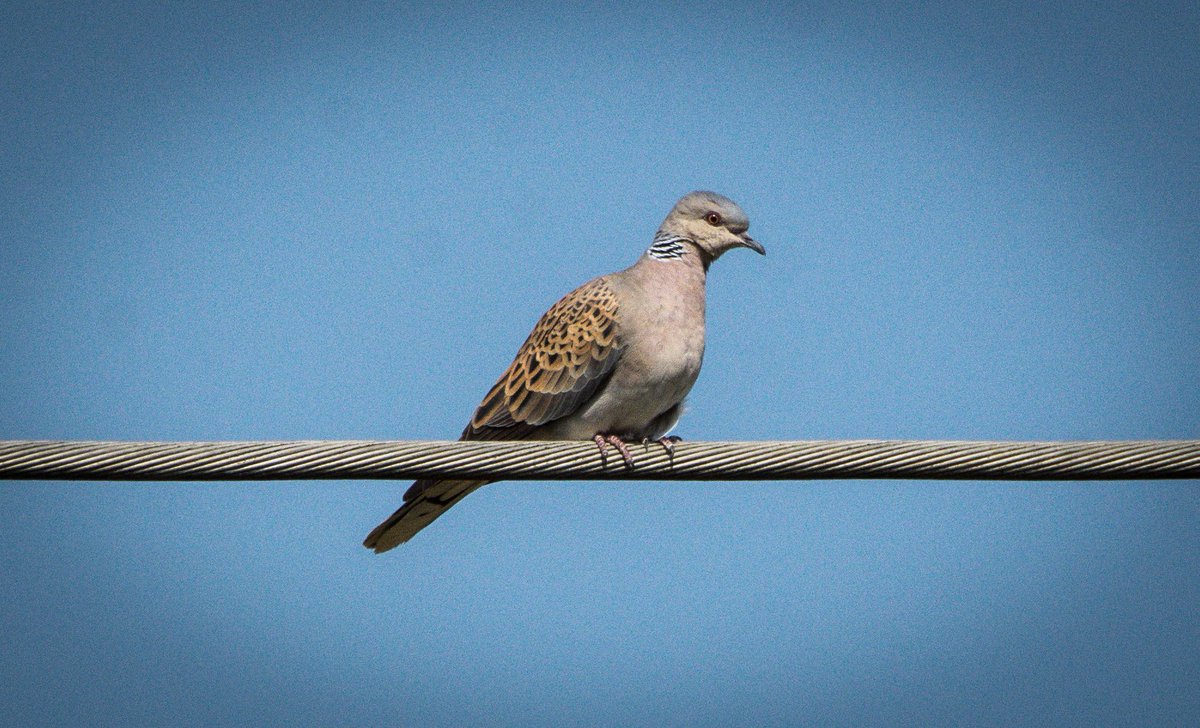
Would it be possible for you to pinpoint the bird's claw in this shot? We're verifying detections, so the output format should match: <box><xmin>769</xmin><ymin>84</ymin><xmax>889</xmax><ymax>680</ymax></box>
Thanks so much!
<box><xmin>594</xmin><ymin>434</ymin><xmax>635</xmax><ymax>469</ymax></box>
<box><xmin>642</xmin><ymin>435</ymin><xmax>683</xmax><ymax>458</ymax></box>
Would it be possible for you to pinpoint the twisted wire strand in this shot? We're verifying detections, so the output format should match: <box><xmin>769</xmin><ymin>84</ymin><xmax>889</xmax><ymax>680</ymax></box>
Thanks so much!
<box><xmin>0</xmin><ymin>439</ymin><xmax>1198</xmax><ymax>481</ymax></box>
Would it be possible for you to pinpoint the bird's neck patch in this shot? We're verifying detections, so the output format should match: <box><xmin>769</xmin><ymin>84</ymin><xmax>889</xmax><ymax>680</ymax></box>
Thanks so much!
<box><xmin>646</xmin><ymin>232</ymin><xmax>691</xmax><ymax>261</ymax></box>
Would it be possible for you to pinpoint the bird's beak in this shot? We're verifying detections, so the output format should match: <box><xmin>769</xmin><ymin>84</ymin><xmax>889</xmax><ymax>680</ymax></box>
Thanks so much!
<box><xmin>739</xmin><ymin>234</ymin><xmax>766</xmax><ymax>255</ymax></box>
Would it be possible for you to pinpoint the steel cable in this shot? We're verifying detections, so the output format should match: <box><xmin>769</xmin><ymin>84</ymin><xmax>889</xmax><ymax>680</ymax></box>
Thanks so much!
<box><xmin>0</xmin><ymin>439</ymin><xmax>1198</xmax><ymax>481</ymax></box>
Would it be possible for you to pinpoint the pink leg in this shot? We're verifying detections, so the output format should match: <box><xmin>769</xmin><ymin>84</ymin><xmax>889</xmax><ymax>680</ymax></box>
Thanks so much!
<box><xmin>593</xmin><ymin>433</ymin><xmax>636</xmax><ymax>468</ymax></box>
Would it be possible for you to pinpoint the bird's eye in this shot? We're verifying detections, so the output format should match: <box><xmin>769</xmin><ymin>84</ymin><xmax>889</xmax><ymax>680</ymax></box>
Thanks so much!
<box><xmin>705</xmin><ymin>212</ymin><xmax>722</xmax><ymax>226</ymax></box>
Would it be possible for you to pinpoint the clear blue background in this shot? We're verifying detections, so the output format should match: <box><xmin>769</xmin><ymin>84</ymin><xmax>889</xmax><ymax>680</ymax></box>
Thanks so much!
<box><xmin>2</xmin><ymin>2</ymin><xmax>1197</xmax><ymax>726</ymax></box>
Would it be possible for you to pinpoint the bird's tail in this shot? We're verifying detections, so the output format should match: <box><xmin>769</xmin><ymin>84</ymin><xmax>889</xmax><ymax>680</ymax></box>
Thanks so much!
<box><xmin>363</xmin><ymin>479</ymin><xmax>488</xmax><ymax>553</ymax></box>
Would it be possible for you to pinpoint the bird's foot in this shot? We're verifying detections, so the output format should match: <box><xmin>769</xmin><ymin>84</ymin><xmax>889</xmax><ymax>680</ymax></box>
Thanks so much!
<box><xmin>642</xmin><ymin>435</ymin><xmax>683</xmax><ymax>458</ymax></box>
<box><xmin>594</xmin><ymin>434</ymin><xmax>635</xmax><ymax>469</ymax></box>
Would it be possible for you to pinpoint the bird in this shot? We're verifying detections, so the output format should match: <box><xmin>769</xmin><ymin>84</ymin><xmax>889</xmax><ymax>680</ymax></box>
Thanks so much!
<box><xmin>364</xmin><ymin>191</ymin><xmax>765</xmax><ymax>552</ymax></box>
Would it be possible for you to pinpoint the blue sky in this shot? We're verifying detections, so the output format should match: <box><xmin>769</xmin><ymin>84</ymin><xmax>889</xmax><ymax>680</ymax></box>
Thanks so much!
<box><xmin>2</xmin><ymin>2</ymin><xmax>1197</xmax><ymax>725</ymax></box>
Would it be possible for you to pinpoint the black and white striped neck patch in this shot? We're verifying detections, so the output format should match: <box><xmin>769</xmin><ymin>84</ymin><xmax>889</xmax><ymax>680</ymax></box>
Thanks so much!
<box><xmin>646</xmin><ymin>232</ymin><xmax>691</xmax><ymax>260</ymax></box>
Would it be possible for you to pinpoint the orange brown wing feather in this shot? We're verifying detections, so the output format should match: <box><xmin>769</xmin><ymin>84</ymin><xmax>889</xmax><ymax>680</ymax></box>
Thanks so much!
<box><xmin>466</xmin><ymin>277</ymin><xmax>622</xmax><ymax>440</ymax></box>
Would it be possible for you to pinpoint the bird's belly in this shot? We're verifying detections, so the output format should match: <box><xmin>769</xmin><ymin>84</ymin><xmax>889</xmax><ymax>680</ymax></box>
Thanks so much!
<box><xmin>547</xmin><ymin>343</ymin><xmax>703</xmax><ymax>440</ymax></box>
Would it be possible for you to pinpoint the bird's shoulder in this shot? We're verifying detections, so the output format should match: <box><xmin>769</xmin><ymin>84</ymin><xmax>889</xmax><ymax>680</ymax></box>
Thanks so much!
<box><xmin>532</xmin><ymin>274</ymin><xmax>622</xmax><ymax>347</ymax></box>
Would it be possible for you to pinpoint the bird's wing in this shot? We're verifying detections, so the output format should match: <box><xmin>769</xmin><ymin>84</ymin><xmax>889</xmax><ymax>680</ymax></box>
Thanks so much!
<box><xmin>363</xmin><ymin>277</ymin><xmax>623</xmax><ymax>552</ymax></box>
<box><xmin>464</xmin><ymin>275</ymin><xmax>623</xmax><ymax>440</ymax></box>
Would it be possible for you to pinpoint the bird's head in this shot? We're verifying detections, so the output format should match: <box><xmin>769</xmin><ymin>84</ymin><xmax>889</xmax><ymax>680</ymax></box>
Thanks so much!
<box><xmin>658</xmin><ymin>191</ymin><xmax>765</xmax><ymax>262</ymax></box>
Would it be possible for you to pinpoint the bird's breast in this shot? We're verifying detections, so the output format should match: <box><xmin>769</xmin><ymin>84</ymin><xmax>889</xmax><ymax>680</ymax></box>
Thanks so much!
<box><xmin>562</xmin><ymin>288</ymin><xmax>705</xmax><ymax>438</ymax></box>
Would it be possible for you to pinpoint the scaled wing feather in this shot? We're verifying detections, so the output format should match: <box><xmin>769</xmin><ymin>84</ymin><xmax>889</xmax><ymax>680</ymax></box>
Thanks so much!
<box><xmin>468</xmin><ymin>277</ymin><xmax>622</xmax><ymax>436</ymax></box>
